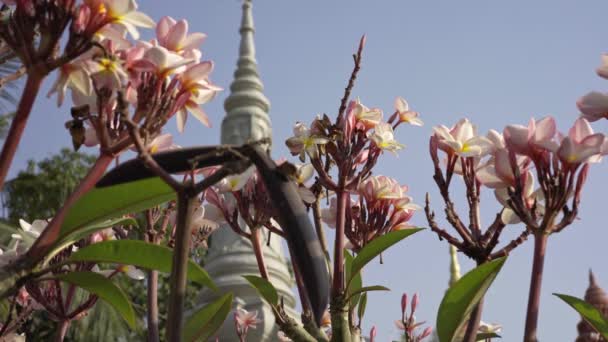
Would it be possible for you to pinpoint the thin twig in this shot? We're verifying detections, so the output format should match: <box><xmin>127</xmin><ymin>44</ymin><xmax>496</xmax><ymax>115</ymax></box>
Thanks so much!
<box><xmin>336</xmin><ymin>35</ymin><xmax>366</xmax><ymax>123</ymax></box>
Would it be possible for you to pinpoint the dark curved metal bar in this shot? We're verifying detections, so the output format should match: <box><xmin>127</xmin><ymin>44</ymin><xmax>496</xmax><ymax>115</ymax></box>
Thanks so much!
<box><xmin>96</xmin><ymin>146</ymin><xmax>243</xmax><ymax>187</ymax></box>
<box><xmin>95</xmin><ymin>144</ymin><xmax>330</xmax><ymax>326</ymax></box>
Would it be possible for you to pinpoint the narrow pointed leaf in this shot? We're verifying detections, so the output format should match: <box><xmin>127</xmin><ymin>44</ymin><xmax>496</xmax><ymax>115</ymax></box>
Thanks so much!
<box><xmin>183</xmin><ymin>293</ymin><xmax>233</xmax><ymax>342</ymax></box>
<box><xmin>57</xmin><ymin>271</ymin><xmax>135</xmax><ymax>328</ymax></box>
<box><xmin>68</xmin><ymin>240</ymin><xmax>216</xmax><ymax>290</ymax></box>
<box><xmin>357</xmin><ymin>292</ymin><xmax>368</xmax><ymax>323</ymax></box>
<box><xmin>349</xmin><ymin>228</ymin><xmax>423</xmax><ymax>284</ymax></box>
<box><xmin>346</xmin><ymin>285</ymin><xmax>390</xmax><ymax>302</ymax></box>
<box><xmin>243</xmin><ymin>275</ymin><xmax>278</xmax><ymax>306</ymax></box>
<box><xmin>554</xmin><ymin>293</ymin><xmax>608</xmax><ymax>340</ymax></box>
<box><xmin>437</xmin><ymin>257</ymin><xmax>507</xmax><ymax>342</ymax></box>
<box><xmin>60</xmin><ymin>177</ymin><xmax>175</xmax><ymax>236</ymax></box>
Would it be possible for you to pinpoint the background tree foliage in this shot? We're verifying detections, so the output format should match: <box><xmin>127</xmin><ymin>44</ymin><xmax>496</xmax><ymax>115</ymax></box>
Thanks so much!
<box><xmin>1</xmin><ymin>148</ymin><xmax>96</xmax><ymax>224</ymax></box>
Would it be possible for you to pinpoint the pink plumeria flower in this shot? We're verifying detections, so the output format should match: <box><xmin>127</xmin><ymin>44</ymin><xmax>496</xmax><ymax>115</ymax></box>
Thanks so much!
<box><xmin>90</xmin><ymin>0</ymin><xmax>155</xmax><ymax>40</ymax></box>
<box><xmin>285</xmin><ymin>122</ymin><xmax>329</xmax><ymax>160</ymax></box>
<box><xmin>174</xmin><ymin>61</ymin><xmax>222</xmax><ymax>132</ymax></box>
<box><xmin>577</xmin><ymin>91</ymin><xmax>608</xmax><ymax>122</ymax></box>
<box><xmin>503</xmin><ymin>117</ymin><xmax>559</xmax><ymax>155</ymax></box>
<box><xmin>433</xmin><ymin>119</ymin><xmax>492</xmax><ymax>157</ymax></box>
<box><xmin>234</xmin><ymin>308</ymin><xmax>260</xmax><ymax>334</ymax></box>
<box><xmin>395</xmin><ymin>96</ymin><xmax>423</xmax><ymax>126</ymax></box>
<box><xmin>129</xmin><ymin>133</ymin><xmax>176</xmax><ymax>153</ymax></box>
<box><xmin>350</xmin><ymin>97</ymin><xmax>383</xmax><ymax>130</ymax></box>
<box><xmin>595</xmin><ymin>54</ymin><xmax>608</xmax><ymax>79</ymax></box>
<box><xmin>90</xmin><ymin>228</ymin><xmax>116</xmax><ymax>243</ymax></box>
<box><xmin>557</xmin><ymin>118</ymin><xmax>605</xmax><ymax>165</ymax></box>
<box><xmin>360</xmin><ymin>175</ymin><xmax>404</xmax><ymax>201</ymax></box>
<box><xmin>369</xmin><ymin>122</ymin><xmax>404</xmax><ymax>153</ymax></box>
<box><xmin>156</xmin><ymin>16</ymin><xmax>206</xmax><ymax>55</ymax></box>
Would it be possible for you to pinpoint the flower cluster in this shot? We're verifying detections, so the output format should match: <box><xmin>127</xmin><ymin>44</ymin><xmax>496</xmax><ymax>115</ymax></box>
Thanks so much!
<box><xmin>427</xmin><ymin>114</ymin><xmax>606</xmax><ymax>263</ymax></box>
<box><xmin>287</xmin><ymin>97</ymin><xmax>422</xmax><ymax>247</ymax></box>
<box><xmin>321</xmin><ymin>175</ymin><xmax>420</xmax><ymax>250</ymax></box>
<box><xmin>395</xmin><ymin>293</ymin><xmax>432</xmax><ymax>342</ymax></box>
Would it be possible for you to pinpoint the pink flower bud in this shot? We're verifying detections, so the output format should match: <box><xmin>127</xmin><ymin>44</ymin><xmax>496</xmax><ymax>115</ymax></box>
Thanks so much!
<box><xmin>369</xmin><ymin>326</ymin><xmax>377</xmax><ymax>342</ymax></box>
<box><xmin>420</xmin><ymin>326</ymin><xmax>433</xmax><ymax>339</ymax></box>
<box><xmin>401</xmin><ymin>293</ymin><xmax>408</xmax><ymax>315</ymax></box>
<box><xmin>411</xmin><ymin>293</ymin><xmax>419</xmax><ymax>315</ymax></box>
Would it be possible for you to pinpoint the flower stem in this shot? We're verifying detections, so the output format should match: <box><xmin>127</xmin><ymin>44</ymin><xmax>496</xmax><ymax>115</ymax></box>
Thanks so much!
<box><xmin>166</xmin><ymin>192</ymin><xmax>196</xmax><ymax>342</ymax></box>
<box><xmin>462</xmin><ymin>297</ymin><xmax>484</xmax><ymax>342</ymax></box>
<box><xmin>146</xmin><ymin>270</ymin><xmax>159</xmax><ymax>342</ymax></box>
<box><xmin>0</xmin><ymin>74</ymin><xmax>44</xmax><ymax>191</ymax></box>
<box><xmin>523</xmin><ymin>232</ymin><xmax>548</xmax><ymax>342</ymax></box>
<box><xmin>332</xmin><ymin>189</ymin><xmax>348</xmax><ymax>296</ymax></box>
<box><xmin>250</xmin><ymin>227</ymin><xmax>269</xmax><ymax>279</ymax></box>
<box><xmin>54</xmin><ymin>320</ymin><xmax>70</xmax><ymax>342</ymax></box>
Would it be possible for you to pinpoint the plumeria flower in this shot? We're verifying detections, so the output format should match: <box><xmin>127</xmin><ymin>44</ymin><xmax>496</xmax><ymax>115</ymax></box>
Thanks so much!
<box><xmin>476</xmin><ymin>148</ymin><xmax>529</xmax><ymax>189</ymax></box>
<box><xmin>360</xmin><ymin>175</ymin><xmax>404</xmax><ymax>202</ymax></box>
<box><xmin>85</xmin><ymin>55</ymin><xmax>129</xmax><ymax>90</ymax></box>
<box><xmin>494</xmin><ymin>171</ymin><xmax>539</xmax><ymax>224</ymax></box>
<box><xmin>14</xmin><ymin>219</ymin><xmax>48</xmax><ymax>240</ymax></box>
<box><xmin>132</xmin><ymin>45</ymin><xmax>192</xmax><ymax>79</ymax></box>
<box><xmin>47</xmin><ymin>62</ymin><xmax>92</xmax><ymax>106</ymax></box>
<box><xmin>478</xmin><ymin>321</ymin><xmax>503</xmax><ymax>335</ymax></box>
<box><xmin>295</xmin><ymin>164</ymin><xmax>316</xmax><ymax>203</ymax></box>
<box><xmin>557</xmin><ymin>117</ymin><xmax>605</xmax><ymax>165</ymax></box>
<box><xmin>277</xmin><ymin>331</ymin><xmax>292</xmax><ymax>342</ymax></box>
<box><xmin>349</xmin><ymin>97</ymin><xmax>383</xmax><ymax>130</ymax></box>
<box><xmin>190</xmin><ymin>205</ymin><xmax>220</xmax><ymax>232</ymax></box>
<box><xmin>118</xmin><ymin>265</ymin><xmax>145</xmax><ymax>280</ymax></box>
<box><xmin>90</xmin><ymin>0</ymin><xmax>155</xmax><ymax>39</ymax></box>
<box><xmin>285</xmin><ymin>122</ymin><xmax>329</xmax><ymax>161</ymax></box>
<box><xmin>433</xmin><ymin>118</ymin><xmax>492</xmax><ymax>157</ymax></box>
<box><xmin>503</xmin><ymin>116</ymin><xmax>559</xmax><ymax>155</ymax></box>
<box><xmin>174</xmin><ymin>61</ymin><xmax>222</xmax><ymax>132</ymax></box>
<box><xmin>155</xmin><ymin>16</ymin><xmax>206</xmax><ymax>55</ymax></box>
<box><xmin>90</xmin><ymin>228</ymin><xmax>116</xmax><ymax>243</ymax></box>
<box><xmin>234</xmin><ymin>308</ymin><xmax>260</xmax><ymax>335</ymax></box>
<box><xmin>395</xmin><ymin>96</ymin><xmax>423</xmax><ymax>126</ymax></box>
<box><xmin>215</xmin><ymin>167</ymin><xmax>255</xmax><ymax>193</ymax></box>
<box><xmin>577</xmin><ymin>91</ymin><xmax>608</xmax><ymax>122</ymax></box>
<box><xmin>129</xmin><ymin>133</ymin><xmax>176</xmax><ymax>153</ymax></box>
<box><xmin>369</xmin><ymin>122</ymin><xmax>404</xmax><ymax>153</ymax></box>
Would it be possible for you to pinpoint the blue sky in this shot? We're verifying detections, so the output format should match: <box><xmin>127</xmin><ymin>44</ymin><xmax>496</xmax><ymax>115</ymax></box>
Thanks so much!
<box><xmin>7</xmin><ymin>0</ymin><xmax>608</xmax><ymax>340</ymax></box>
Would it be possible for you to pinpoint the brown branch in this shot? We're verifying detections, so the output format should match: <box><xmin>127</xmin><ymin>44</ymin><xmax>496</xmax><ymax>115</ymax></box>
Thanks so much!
<box><xmin>425</xmin><ymin>193</ymin><xmax>465</xmax><ymax>250</ymax></box>
<box><xmin>489</xmin><ymin>227</ymin><xmax>532</xmax><ymax>260</ymax></box>
<box><xmin>336</xmin><ymin>35</ymin><xmax>365</xmax><ymax>123</ymax></box>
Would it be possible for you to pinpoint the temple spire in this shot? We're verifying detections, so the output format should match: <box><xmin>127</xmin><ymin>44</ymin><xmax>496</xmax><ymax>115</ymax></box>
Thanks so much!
<box><xmin>222</xmin><ymin>0</ymin><xmax>271</xmax><ymax>145</ymax></box>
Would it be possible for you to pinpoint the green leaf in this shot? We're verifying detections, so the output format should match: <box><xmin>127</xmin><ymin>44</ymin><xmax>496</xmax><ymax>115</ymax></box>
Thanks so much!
<box><xmin>183</xmin><ymin>293</ymin><xmax>233</xmax><ymax>342</ymax></box>
<box><xmin>554</xmin><ymin>293</ymin><xmax>608</xmax><ymax>340</ymax></box>
<box><xmin>436</xmin><ymin>257</ymin><xmax>507</xmax><ymax>342</ymax></box>
<box><xmin>57</xmin><ymin>271</ymin><xmax>135</xmax><ymax>328</ymax></box>
<box><xmin>348</xmin><ymin>228</ymin><xmax>423</xmax><ymax>285</ymax></box>
<box><xmin>60</xmin><ymin>177</ymin><xmax>175</xmax><ymax>236</ymax></box>
<box><xmin>345</xmin><ymin>251</ymin><xmax>363</xmax><ymax>309</ymax></box>
<box><xmin>45</xmin><ymin>217</ymin><xmax>138</xmax><ymax>263</ymax></box>
<box><xmin>476</xmin><ymin>332</ymin><xmax>501</xmax><ymax>340</ymax></box>
<box><xmin>357</xmin><ymin>292</ymin><xmax>368</xmax><ymax>323</ymax></box>
<box><xmin>346</xmin><ymin>285</ymin><xmax>390</xmax><ymax>302</ymax></box>
<box><xmin>68</xmin><ymin>240</ymin><xmax>216</xmax><ymax>290</ymax></box>
<box><xmin>243</xmin><ymin>275</ymin><xmax>278</xmax><ymax>306</ymax></box>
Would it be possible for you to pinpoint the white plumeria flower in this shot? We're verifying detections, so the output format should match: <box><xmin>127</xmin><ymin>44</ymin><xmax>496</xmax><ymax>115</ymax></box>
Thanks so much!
<box><xmin>47</xmin><ymin>62</ymin><xmax>92</xmax><ymax>106</ymax></box>
<box><xmin>216</xmin><ymin>167</ymin><xmax>255</xmax><ymax>193</ymax></box>
<box><xmin>95</xmin><ymin>0</ymin><xmax>156</xmax><ymax>40</ymax></box>
<box><xmin>395</xmin><ymin>96</ymin><xmax>423</xmax><ymax>126</ymax></box>
<box><xmin>121</xmin><ymin>265</ymin><xmax>145</xmax><ymax>280</ymax></box>
<box><xmin>285</xmin><ymin>122</ymin><xmax>329</xmax><ymax>160</ymax></box>
<box><xmin>433</xmin><ymin>118</ymin><xmax>493</xmax><ymax>157</ymax></box>
<box><xmin>14</xmin><ymin>219</ymin><xmax>48</xmax><ymax>240</ymax></box>
<box><xmin>369</xmin><ymin>122</ymin><xmax>404</xmax><ymax>153</ymax></box>
<box><xmin>478</xmin><ymin>321</ymin><xmax>503</xmax><ymax>334</ymax></box>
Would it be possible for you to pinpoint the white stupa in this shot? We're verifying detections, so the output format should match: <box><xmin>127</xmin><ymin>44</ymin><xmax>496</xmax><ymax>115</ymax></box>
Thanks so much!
<box><xmin>196</xmin><ymin>1</ymin><xmax>297</xmax><ymax>340</ymax></box>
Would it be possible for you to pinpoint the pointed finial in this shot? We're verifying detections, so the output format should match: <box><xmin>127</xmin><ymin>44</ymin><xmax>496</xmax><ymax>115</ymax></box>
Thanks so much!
<box><xmin>449</xmin><ymin>245</ymin><xmax>461</xmax><ymax>287</ymax></box>
<box><xmin>222</xmin><ymin>0</ymin><xmax>271</xmax><ymax>146</ymax></box>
